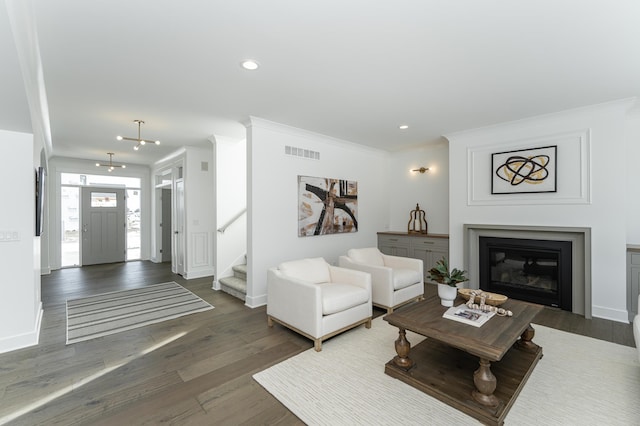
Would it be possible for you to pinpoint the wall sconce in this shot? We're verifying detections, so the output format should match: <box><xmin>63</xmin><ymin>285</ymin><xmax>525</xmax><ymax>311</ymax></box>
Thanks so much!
<box><xmin>412</xmin><ymin>167</ymin><xmax>430</xmax><ymax>174</ymax></box>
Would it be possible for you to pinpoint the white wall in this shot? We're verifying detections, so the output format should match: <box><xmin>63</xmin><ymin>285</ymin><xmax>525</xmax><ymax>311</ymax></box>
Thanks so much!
<box><xmin>247</xmin><ymin>118</ymin><xmax>390</xmax><ymax>307</ymax></box>
<box><xmin>625</xmin><ymin>104</ymin><xmax>640</xmax><ymax>243</ymax></box>
<box><xmin>0</xmin><ymin>129</ymin><xmax>43</xmax><ymax>353</ymax></box>
<box><xmin>213</xmin><ymin>136</ymin><xmax>247</xmax><ymax>284</ymax></box>
<box><xmin>151</xmin><ymin>146</ymin><xmax>216</xmax><ymax>279</ymax></box>
<box><xmin>183</xmin><ymin>146</ymin><xmax>215</xmax><ymax>279</ymax></box>
<box><xmin>446</xmin><ymin>99</ymin><xmax>636</xmax><ymax>322</ymax></box>
<box><xmin>387</xmin><ymin>142</ymin><xmax>449</xmax><ymax>234</ymax></box>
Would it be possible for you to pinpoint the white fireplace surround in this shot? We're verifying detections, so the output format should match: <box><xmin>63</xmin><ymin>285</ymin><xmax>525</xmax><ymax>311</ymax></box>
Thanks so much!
<box><xmin>464</xmin><ymin>224</ymin><xmax>591</xmax><ymax>318</ymax></box>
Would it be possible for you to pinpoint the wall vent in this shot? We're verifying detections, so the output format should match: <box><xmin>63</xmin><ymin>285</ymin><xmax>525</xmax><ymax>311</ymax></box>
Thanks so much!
<box><xmin>285</xmin><ymin>145</ymin><xmax>320</xmax><ymax>160</ymax></box>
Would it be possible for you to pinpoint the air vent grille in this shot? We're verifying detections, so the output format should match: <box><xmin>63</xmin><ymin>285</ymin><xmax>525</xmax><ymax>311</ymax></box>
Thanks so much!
<box><xmin>285</xmin><ymin>145</ymin><xmax>320</xmax><ymax>160</ymax></box>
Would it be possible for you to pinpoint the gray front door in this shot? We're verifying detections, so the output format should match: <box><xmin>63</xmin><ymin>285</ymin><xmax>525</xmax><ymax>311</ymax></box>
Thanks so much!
<box><xmin>81</xmin><ymin>187</ymin><xmax>126</xmax><ymax>265</ymax></box>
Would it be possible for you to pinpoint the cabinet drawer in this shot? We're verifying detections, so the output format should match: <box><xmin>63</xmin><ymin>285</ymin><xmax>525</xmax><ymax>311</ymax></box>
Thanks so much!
<box><xmin>411</xmin><ymin>238</ymin><xmax>448</xmax><ymax>250</ymax></box>
<box><xmin>378</xmin><ymin>235</ymin><xmax>411</xmax><ymax>248</ymax></box>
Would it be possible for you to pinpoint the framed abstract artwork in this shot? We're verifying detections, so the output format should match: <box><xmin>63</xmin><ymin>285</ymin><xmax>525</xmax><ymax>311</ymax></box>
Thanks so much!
<box><xmin>491</xmin><ymin>145</ymin><xmax>557</xmax><ymax>194</ymax></box>
<box><xmin>298</xmin><ymin>175</ymin><xmax>358</xmax><ymax>237</ymax></box>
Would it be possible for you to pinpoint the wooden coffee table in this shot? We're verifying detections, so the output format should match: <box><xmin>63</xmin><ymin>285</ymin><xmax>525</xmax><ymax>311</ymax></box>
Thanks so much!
<box><xmin>383</xmin><ymin>295</ymin><xmax>543</xmax><ymax>426</ymax></box>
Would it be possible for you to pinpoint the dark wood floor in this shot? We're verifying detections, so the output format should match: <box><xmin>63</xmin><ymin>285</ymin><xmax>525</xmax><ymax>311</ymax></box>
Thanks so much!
<box><xmin>0</xmin><ymin>261</ymin><xmax>634</xmax><ymax>425</ymax></box>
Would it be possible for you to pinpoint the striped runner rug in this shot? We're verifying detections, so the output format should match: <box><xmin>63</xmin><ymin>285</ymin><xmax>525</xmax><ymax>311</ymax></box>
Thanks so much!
<box><xmin>66</xmin><ymin>281</ymin><xmax>214</xmax><ymax>344</ymax></box>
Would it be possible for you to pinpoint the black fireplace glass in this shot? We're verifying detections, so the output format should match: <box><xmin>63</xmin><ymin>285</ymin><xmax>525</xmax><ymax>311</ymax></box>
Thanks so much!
<box><xmin>479</xmin><ymin>237</ymin><xmax>572</xmax><ymax>310</ymax></box>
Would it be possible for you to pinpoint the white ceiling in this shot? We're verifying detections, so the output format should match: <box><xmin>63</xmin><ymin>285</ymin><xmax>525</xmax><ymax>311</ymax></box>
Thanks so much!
<box><xmin>2</xmin><ymin>1</ymin><xmax>639</xmax><ymax>166</ymax></box>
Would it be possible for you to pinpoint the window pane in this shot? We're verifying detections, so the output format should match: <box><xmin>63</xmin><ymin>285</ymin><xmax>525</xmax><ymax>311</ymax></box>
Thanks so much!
<box><xmin>61</xmin><ymin>173</ymin><xmax>140</xmax><ymax>188</ymax></box>
<box><xmin>61</xmin><ymin>186</ymin><xmax>79</xmax><ymax>267</ymax></box>
<box><xmin>127</xmin><ymin>189</ymin><xmax>141</xmax><ymax>260</ymax></box>
<box><xmin>91</xmin><ymin>192</ymin><xmax>117</xmax><ymax>207</ymax></box>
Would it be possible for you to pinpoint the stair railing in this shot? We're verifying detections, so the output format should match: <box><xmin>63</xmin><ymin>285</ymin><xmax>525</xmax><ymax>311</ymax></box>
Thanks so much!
<box><xmin>217</xmin><ymin>208</ymin><xmax>247</xmax><ymax>233</ymax></box>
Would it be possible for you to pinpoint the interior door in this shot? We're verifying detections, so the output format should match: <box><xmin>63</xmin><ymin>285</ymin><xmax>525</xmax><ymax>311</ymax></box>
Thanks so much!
<box><xmin>161</xmin><ymin>188</ymin><xmax>172</xmax><ymax>262</ymax></box>
<box><xmin>174</xmin><ymin>179</ymin><xmax>185</xmax><ymax>275</ymax></box>
<box><xmin>81</xmin><ymin>187</ymin><xmax>126</xmax><ymax>265</ymax></box>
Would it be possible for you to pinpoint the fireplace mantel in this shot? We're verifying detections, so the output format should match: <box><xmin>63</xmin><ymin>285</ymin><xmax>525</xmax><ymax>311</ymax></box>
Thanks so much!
<box><xmin>464</xmin><ymin>224</ymin><xmax>591</xmax><ymax>318</ymax></box>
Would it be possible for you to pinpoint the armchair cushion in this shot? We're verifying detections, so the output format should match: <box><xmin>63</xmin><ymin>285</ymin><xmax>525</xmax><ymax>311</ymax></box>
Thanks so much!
<box><xmin>279</xmin><ymin>257</ymin><xmax>330</xmax><ymax>284</ymax></box>
<box><xmin>393</xmin><ymin>268</ymin><xmax>423</xmax><ymax>290</ymax></box>
<box><xmin>347</xmin><ymin>247</ymin><xmax>385</xmax><ymax>267</ymax></box>
<box><xmin>321</xmin><ymin>283</ymin><xmax>370</xmax><ymax>315</ymax></box>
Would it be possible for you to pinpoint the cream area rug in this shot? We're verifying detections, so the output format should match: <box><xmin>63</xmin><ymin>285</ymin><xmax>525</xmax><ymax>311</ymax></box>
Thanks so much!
<box><xmin>66</xmin><ymin>281</ymin><xmax>213</xmax><ymax>344</ymax></box>
<box><xmin>253</xmin><ymin>317</ymin><xmax>640</xmax><ymax>425</ymax></box>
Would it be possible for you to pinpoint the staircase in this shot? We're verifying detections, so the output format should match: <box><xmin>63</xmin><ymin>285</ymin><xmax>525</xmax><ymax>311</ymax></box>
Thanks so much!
<box><xmin>219</xmin><ymin>263</ymin><xmax>247</xmax><ymax>301</ymax></box>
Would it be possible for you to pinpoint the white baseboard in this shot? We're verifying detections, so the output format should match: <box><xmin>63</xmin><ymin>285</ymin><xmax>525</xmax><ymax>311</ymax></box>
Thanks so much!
<box><xmin>245</xmin><ymin>293</ymin><xmax>267</xmax><ymax>308</ymax></box>
<box><xmin>0</xmin><ymin>302</ymin><xmax>43</xmax><ymax>354</ymax></box>
<box><xmin>211</xmin><ymin>279</ymin><xmax>221</xmax><ymax>290</ymax></box>
<box><xmin>183</xmin><ymin>268</ymin><xmax>215</xmax><ymax>280</ymax></box>
<box><xmin>592</xmin><ymin>305</ymin><xmax>629</xmax><ymax>323</ymax></box>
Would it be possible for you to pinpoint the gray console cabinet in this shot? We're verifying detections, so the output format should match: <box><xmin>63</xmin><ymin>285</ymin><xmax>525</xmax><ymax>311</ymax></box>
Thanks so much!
<box><xmin>378</xmin><ymin>232</ymin><xmax>449</xmax><ymax>282</ymax></box>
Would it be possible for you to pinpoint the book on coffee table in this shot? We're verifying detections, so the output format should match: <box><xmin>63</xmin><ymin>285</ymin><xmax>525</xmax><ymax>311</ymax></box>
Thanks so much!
<box><xmin>443</xmin><ymin>304</ymin><xmax>496</xmax><ymax>327</ymax></box>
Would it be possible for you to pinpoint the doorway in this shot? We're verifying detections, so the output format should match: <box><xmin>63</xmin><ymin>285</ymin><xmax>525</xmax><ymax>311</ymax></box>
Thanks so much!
<box><xmin>161</xmin><ymin>188</ymin><xmax>172</xmax><ymax>262</ymax></box>
<box><xmin>60</xmin><ymin>173</ymin><xmax>142</xmax><ymax>267</ymax></box>
<box><xmin>81</xmin><ymin>187</ymin><xmax>126</xmax><ymax>265</ymax></box>
<box><xmin>153</xmin><ymin>166</ymin><xmax>183</xmax><ymax>275</ymax></box>
<box><xmin>174</xmin><ymin>178</ymin><xmax>185</xmax><ymax>276</ymax></box>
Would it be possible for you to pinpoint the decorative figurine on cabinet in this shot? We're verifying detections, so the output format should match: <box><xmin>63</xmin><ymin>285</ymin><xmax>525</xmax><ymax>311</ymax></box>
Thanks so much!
<box><xmin>408</xmin><ymin>203</ymin><xmax>428</xmax><ymax>234</ymax></box>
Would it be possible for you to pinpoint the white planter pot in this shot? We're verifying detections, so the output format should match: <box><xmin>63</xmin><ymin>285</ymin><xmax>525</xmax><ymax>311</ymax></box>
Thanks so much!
<box><xmin>437</xmin><ymin>284</ymin><xmax>458</xmax><ymax>307</ymax></box>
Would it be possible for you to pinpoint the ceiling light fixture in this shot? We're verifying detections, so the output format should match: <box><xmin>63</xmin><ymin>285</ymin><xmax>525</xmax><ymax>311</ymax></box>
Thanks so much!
<box><xmin>412</xmin><ymin>167</ymin><xmax>430</xmax><ymax>174</ymax></box>
<box><xmin>96</xmin><ymin>152</ymin><xmax>126</xmax><ymax>172</ymax></box>
<box><xmin>117</xmin><ymin>119</ymin><xmax>160</xmax><ymax>150</ymax></box>
<box><xmin>399</xmin><ymin>125</ymin><xmax>409</xmax><ymax>130</ymax></box>
<box><xmin>241</xmin><ymin>59</ymin><xmax>259</xmax><ymax>70</ymax></box>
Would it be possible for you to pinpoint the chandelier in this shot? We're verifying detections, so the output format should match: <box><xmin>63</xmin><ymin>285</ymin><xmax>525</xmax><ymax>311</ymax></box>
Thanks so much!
<box><xmin>96</xmin><ymin>152</ymin><xmax>126</xmax><ymax>172</ymax></box>
<box><xmin>117</xmin><ymin>119</ymin><xmax>160</xmax><ymax>150</ymax></box>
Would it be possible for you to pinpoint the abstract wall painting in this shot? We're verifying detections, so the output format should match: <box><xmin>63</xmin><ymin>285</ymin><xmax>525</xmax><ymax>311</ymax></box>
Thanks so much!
<box><xmin>298</xmin><ymin>175</ymin><xmax>358</xmax><ymax>237</ymax></box>
<box><xmin>491</xmin><ymin>145</ymin><xmax>557</xmax><ymax>194</ymax></box>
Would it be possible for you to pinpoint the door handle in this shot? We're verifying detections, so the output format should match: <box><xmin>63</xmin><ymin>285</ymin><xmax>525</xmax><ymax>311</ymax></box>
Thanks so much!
<box><xmin>82</xmin><ymin>225</ymin><xmax>88</xmax><ymax>233</ymax></box>
<box><xmin>174</xmin><ymin>231</ymin><xmax>179</xmax><ymax>234</ymax></box>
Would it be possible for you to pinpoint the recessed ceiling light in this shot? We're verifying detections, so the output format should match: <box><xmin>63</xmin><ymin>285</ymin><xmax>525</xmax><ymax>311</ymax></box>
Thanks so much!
<box><xmin>399</xmin><ymin>125</ymin><xmax>409</xmax><ymax>130</ymax></box>
<box><xmin>241</xmin><ymin>60</ymin><xmax>259</xmax><ymax>70</ymax></box>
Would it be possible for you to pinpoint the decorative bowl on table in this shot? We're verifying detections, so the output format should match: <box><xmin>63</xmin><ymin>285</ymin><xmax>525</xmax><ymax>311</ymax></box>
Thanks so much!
<box><xmin>458</xmin><ymin>288</ymin><xmax>508</xmax><ymax>306</ymax></box>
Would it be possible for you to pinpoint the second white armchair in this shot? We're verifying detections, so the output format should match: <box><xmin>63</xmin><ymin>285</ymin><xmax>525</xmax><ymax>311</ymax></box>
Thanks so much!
<box><xmin>339</xmin><ymin>247</ymin><xmax>424</xmax><ymax>313</ymax></box>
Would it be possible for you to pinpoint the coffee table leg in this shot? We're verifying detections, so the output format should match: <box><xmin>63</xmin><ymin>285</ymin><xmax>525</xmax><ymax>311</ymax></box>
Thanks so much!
<box><xmin>472</xmin><ymin>358</ymin><xmax>500</xmax><ymax>408</ymax></box>
<box><xmin>515</xmin><ymin>324</ymin><xmax>540</xmax><ymax>353</ymax></box>
<box><xmin>392</xmin><ymin>328</ymin><xmax>414</xmax><ymax>370</ymax></box>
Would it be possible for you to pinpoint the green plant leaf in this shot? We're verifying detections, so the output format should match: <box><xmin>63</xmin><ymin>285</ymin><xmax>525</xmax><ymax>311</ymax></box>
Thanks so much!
<box><xmin>427</xmin><ymin>257</ymin><xmax>468</xmax><ymax>287</ymax></box>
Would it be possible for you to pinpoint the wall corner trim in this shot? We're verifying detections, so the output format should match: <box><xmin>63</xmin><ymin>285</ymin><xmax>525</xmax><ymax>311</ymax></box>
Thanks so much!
<box><xmin>0</xmin><ymin>302</ymin><xmax>43</xmax><ymax>354</ymax></box>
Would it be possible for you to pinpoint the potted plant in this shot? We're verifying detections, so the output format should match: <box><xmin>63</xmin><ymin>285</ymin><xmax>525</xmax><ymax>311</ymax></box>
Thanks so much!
<box><xmin>428</xmin><ymin>257</ymin><xmax>468</xmax><ymax>307</ymax></box>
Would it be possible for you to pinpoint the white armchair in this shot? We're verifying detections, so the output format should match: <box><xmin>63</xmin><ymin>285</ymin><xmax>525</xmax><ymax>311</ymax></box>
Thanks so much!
<box><xmin>267</xmin><ymin>257</ymin><xmax>372</xmax><ymax>351</ymax></box>
<box><xmin>339</xmin><ymin>247</ymin><xmax>424</xmax><ymax>313</ymax></box>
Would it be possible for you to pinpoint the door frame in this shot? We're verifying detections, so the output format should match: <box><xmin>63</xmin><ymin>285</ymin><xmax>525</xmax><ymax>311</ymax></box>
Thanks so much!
<box><xmin>152</xmin><ymin>163</ymin><xmax>185</xmax><ymax>275</ymax></box>
<box><xmin>173</xmin><ymin>177</ymin><xmax>185</xmax><ymax>276</ymax></box>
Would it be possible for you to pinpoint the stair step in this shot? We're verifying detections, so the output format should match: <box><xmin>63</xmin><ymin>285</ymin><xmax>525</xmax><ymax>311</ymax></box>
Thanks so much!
<box><xmin>219</xmin><ymin>275</ymin><xmax>246</xmax><ymax>301</ymax></box>
<box><xmin>232</xmin><ymin>264</ymin><xmax>247</xmax><ymax>280</ymax></box>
